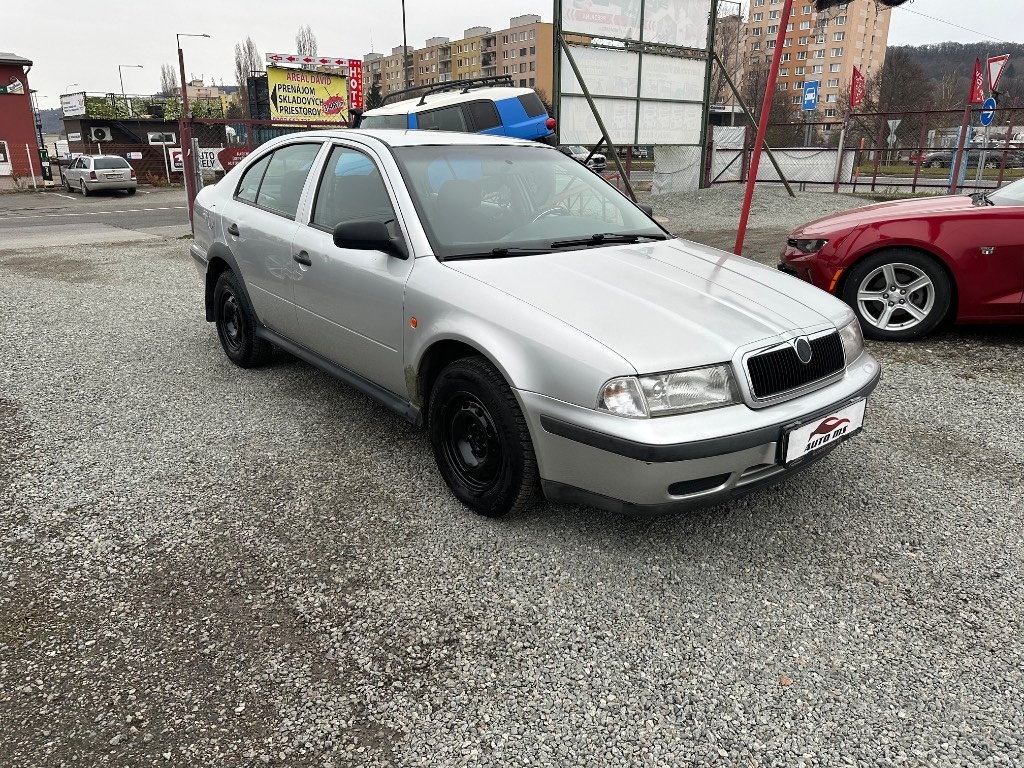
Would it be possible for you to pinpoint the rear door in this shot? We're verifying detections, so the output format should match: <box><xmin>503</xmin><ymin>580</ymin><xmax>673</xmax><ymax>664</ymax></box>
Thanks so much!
<box><xmin>217</xmin><ymin>141</ymin><xmax>325</xmax><ymax>338</ymax></box>
<box><xmin>289</xmin><ymin>143</ymin><xmax>413</xmax><ymax>395</ymax></box>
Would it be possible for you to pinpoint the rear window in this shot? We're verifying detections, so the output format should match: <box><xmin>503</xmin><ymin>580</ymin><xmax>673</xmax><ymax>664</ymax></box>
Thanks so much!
<box><xmin>95</xmin><ymin>157</ymin><xmax>130</xmax><ymax>170</ymax></box>
<box><xmin>360</xmin><ymin>113</ymin><xmax>409</xmax><ymax>130</ymax></box>
<box><xmin>417</xmin><ymin>105</ymin><xmax>468</xmax><ymax>133</ymax></box>
<box><xmin>466</xmin><ymin>100</ymin><xmax>501</xmax><ymax>131</ymax></box>
<box><xmin>517</xmin><ymin>93</ymin><xmax>547</xmax><ymax>118</ymax></box>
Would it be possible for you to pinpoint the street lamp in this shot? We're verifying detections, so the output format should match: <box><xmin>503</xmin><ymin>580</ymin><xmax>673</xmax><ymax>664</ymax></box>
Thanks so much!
<box><xmin>176</xmin><ymin>33</ymin><xmax>210</xmax><ymax>227</ymax></box>
<box><xmin>118</xmin><ymin>64</ymin><xmax>143</xmax><ymax>116</ymax></box>
<box><xmin>401</xmin><ymin>0</ymin><xmax>410</xmax><ymax>88</ymax></box>
<box><xmin>64</xmin><ymin>82</ymin><xmax>79</xmax><ymax>94</ymax></box>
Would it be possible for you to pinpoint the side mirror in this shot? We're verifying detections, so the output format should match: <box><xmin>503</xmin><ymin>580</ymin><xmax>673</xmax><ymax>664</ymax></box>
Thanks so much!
<box><xmin>638</xmin><ymin>204</ymin><xmax>654</xmax><ymax>217</ymax></box>
<box><xmin>333</xmin><ymin>220</ymin><xmax>408</xmax><ymax>260</ymax></box>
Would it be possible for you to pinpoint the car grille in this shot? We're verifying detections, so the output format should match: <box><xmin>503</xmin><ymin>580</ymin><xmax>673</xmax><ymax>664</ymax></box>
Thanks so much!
<box><xmin>746</xmin><ymin>332</ymin><xmax>845</xmax><ymax>400</ymax></box>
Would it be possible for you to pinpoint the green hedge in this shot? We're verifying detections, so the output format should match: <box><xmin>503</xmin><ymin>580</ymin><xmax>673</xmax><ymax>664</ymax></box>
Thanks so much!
<box><xmin>83</xmin><ymin>95</ymin><xmax>225</xmax><ymax>120</ymax></box>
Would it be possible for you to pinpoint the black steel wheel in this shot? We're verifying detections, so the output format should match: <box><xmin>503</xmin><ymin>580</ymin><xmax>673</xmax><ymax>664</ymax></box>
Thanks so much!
<box><xmin>428</xmin><ymin>356</ymin><xmax>539</xmax><ymax>517</ymax></box>
<box><xmin>213</xmin><ymin>270</ymin><xmax>272</xmax><ymax>367</ymax></box>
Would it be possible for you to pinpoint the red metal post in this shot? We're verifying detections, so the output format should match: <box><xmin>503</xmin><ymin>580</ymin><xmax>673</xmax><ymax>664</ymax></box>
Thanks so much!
<box><xmin>178</xmin><ymin>45</ymin><xmax>195</xmax><ymax>228</ymax></box>
<box><xmin>948</xmin><ymin>104</ymin><xmax>973</xmax><ymax>195</ymax></box>
<box><xmin>733</xmin><ymin>0</ymin><xmax>794</xmax><ymax>256</ymax></box>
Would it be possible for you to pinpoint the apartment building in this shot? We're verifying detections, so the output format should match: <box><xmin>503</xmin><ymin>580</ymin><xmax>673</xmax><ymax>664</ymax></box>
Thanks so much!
<box><xmin>364</xmin><ymin>14</ymin><xmax>554</xmax><ymax>100</ymax></box>
<box><xmin>745</xmin><ymin>0</ymin><xmax>890</xmax><ymax>124</ymax></box>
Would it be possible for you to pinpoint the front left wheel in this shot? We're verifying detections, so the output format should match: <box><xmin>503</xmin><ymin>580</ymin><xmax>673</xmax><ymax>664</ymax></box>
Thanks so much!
<box><xmin>428</xmin><ymin>357</ymin><xmax>539</xmax><ymax>517</ymax></box>
<box><xmin>213</xmin><ymin>270</ymin><xmax>272</xmax><ymax>368</ymax></box>
<box><xmin>842</xmin><ymin>249</ymin><xmax>951</xmax><ymax>341</ymax></box>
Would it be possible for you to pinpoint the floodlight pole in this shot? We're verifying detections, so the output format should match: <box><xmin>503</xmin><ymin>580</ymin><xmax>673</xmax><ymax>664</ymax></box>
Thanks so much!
<box><xmin>734</xmin><ymin>0</ymin><xmax>794</xmax><ymax>256</ymax></box>
<box><xmin>177</xmin><ymin>32</ymin><xmax>210</xmax><ymax>227</ymax></box>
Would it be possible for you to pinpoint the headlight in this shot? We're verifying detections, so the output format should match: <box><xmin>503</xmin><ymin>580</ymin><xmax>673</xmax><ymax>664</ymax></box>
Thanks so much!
<box><xmin>598</xmin><ymin>364</ymin><xmax>740</xmax><ymax>418</ymax></box>
<box><xmin>838</xmin><ymin>317</ymin><xmax>864</xmax><ymax>365</ymax></box>
<box><xmin>787</xmin><ymin>238</ymin><xmax>828</xmax><ymax>254</ymax></box>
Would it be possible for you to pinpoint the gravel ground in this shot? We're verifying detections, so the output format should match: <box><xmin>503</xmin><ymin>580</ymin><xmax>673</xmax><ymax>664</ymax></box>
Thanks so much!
<box><xmin>2</xmin><ymin>228</ymin><xmax>1023</xmax><ymax>767</ymax></box>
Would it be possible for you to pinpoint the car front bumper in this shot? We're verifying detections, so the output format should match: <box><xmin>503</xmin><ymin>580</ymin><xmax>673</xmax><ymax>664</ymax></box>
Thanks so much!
<box><xmin>520</xmin><ymin>354</ymin><xmax>880</xmax><ymax>518</ymax></box>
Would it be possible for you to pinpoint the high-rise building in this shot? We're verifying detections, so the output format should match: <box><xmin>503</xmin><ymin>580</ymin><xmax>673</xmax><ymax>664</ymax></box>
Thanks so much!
<box><xmin>743</xmin><ymin>0</ymin><xmax>891</xmax><ymax>126</ymax></box>
<box><xmin>364</xmin><ymin>15</ymin><xmax>554</xmax><ymax>102</ymax></box>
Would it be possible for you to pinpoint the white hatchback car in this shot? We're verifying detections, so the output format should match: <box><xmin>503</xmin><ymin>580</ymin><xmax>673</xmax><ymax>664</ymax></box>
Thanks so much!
<box><xmin>64</xmin><ymin>155</ymin><xmax>138</xmax><ymax>196</ymax></box>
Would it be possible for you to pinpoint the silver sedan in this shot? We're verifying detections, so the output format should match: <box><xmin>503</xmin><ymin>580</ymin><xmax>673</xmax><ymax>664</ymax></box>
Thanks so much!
<box><xmin>63</xmin><ymin>154</ymin><xmax>138</xmax><ymax>196</ymax></box>
<box><xmin>190</xmin><ymin>130</ymin><xmax>879</xmax><ymax>518</ymax></box>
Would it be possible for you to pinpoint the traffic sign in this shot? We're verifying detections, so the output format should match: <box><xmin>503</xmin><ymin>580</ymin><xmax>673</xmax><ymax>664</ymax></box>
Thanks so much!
<box><xmin>801</xmin><ymin>81</ymin><xmax>819</xmax><ymax>112</ymax></box>
<box><xmin>980</xmin><ymin>97</ymin><xmax>996</xmax><ymax>127</ymax></box>
<box><xmin>886</xmin><ymin>119</ymin><xmax>902</xmax><ymax>148</ymax></box>
<box><xmin>988</xmin><ymin>55</ymin><xmax>1010</xmax><ymax>92</ymax></box>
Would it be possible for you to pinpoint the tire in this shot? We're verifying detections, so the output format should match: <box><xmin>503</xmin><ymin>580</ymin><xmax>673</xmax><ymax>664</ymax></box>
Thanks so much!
<box><xmin>80</xmin><ymin>180</ymin><xmax>90</xmax><ymax>197</ymax></box>
<box><xmin>213</xmin><ymin>270</ymin><xmax>272</xmax><ymax>368</ymax></box>
<box><xmin>126</xmin><ymin>188</ymin><xmax>137</xmax><ymax>196</ymax></box>
<box><xmin>64</xmin><ymin>177</ymin><xmax>73</xmax><ymax>193</ymax></box>
<box><xmin>428</xmin><ymin>356</ymin><xmax>539</xmax><ymax>517</ymax></box>
<box><xmin>926</xmin><ymin>159</ymin><xmax>943</xmax><ymax>169</ymax></box>
<box><xmin>842</xmin><ymin>249</ymin><xmax>951</xmax><ymax>341</ymax></box>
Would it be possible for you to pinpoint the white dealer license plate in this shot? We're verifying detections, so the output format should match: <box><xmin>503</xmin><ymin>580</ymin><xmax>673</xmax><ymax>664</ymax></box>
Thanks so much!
<box><xmin>783</xmin><ymin>399</ymin><xmax>866</xmax><ymax>465</ymax></box>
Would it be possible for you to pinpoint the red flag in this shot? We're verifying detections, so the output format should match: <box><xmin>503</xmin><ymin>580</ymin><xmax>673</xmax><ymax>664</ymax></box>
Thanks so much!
<box><xmin>969</xmin><ymin>58</ymin><xmax>985</xmax><ymax>103</ymax></box>
<box><xmin>851</xmin><ymin>66</ymin><xmax>864</xmax><ymax>107</ymax></box>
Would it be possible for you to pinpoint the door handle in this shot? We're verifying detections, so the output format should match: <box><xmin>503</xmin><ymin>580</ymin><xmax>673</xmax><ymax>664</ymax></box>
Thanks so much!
<box><xmin>226</xmin><ymin>223</ymin><xmax>240</xmax><ymax>236</ymax></box>
<box><xmin>293</xmin><ymin>251</ymin><xmax>312</xmax><ymax>266</ymax></box>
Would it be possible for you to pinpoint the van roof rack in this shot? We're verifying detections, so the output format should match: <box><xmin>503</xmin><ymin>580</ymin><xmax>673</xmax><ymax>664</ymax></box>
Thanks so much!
<box><xmin>380</xmin><ymin>75</ymin><xmax>516</xmax><ymax>107</ymax></box>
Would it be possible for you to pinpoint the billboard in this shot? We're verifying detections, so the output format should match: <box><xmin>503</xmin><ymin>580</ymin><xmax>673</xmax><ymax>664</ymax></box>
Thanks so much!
<box><xmin>266</xmin><ymin>66</ymin><xmax>349</xmax><ymax>123</ymax></box>
<box><xmin>61</xmin><ymin>92</ymin><xmax>86</xmax><ymax>117</ymax></box>
<box><xmin>555</xmin><ymin>0</ymin><xmax>713</xmax><ymax>147</ymax></box>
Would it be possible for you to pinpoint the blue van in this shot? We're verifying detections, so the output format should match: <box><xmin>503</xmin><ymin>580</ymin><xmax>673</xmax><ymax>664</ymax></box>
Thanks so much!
<box><xmin>355</xmin><ymin>76</ymin><xmax>556</xmax><ymax>144</ymax></box>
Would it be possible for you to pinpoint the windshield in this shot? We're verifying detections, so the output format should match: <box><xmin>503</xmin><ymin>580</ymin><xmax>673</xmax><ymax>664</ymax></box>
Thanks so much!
<box><xmin>987</xmin><ymin>177</ymin><xmax>1024</xmax><ymax>207</ymax></box>
<box><xmin>391</xmin><ymin>144</ymin><xmax>665</xmax><ymax>259</ymax></box>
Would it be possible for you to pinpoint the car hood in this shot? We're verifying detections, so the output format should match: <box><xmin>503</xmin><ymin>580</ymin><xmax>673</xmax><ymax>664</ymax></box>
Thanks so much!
<box><xmin>444</xmin><ymin>239</ymin><xmax>849</xmax><ymax>373</ymax></box>
<box><xmin>793</xmin><ymin>194</ymin><xmax>976</xmax><ymax>236</ymax></box>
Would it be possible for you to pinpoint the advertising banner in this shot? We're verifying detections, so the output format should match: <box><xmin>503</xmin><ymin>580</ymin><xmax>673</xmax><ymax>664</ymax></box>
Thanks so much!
<box><xmin>267</xmin><ymin>66</ymin><xmax>349</xmax><ymax>123</ymax></box>
<box><xmin>61</xmin><ymin>92</ymin><xmax>87</xmax><ymax>117</ymax></box>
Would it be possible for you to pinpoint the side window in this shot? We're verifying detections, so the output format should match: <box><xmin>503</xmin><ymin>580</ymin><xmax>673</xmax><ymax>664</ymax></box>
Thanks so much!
<box><xmin>254</xmin><ymin>143</ymin><xmax>322</xmax><ymax>218</ymax></box>
<box><xmin>417</xmin><ymin>105</ymin><xmax>468</xmax><ymax>133</ymax></box>
<box><xmin>466</xmin><ymin>100</ymin><xmax>501</xmax><ymax>131</ymax></box>
<box><xmin>311</xmin><ymin>145</ymin><xmax>397</xmax><ymax>233</ymax></box>
<box><xmin>235</xmin><ymin>153</ymin><xmax>272</xmax><ymax>203</ymax></box>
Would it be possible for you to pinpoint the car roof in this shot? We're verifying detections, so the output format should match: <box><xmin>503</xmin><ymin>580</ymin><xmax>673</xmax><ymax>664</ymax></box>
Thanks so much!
<box><xmin>362</xmin><ymin>86</ymin><xmax>534</xmax><ymax>116</ymax></box>
<box><xmin>265</xmin><ymin>129</ymin><xmax>543</xmax><ymax>149</ymax></box>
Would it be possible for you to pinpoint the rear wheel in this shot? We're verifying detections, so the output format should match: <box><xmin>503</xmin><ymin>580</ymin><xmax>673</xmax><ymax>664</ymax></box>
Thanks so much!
<box><xmin>428</xmin><ymin>357</ymin><xmax>539</xmax><ymax>517</ymax></box>
<box><xmin>842</xmin><ymin>249</ymin><xmax>951</xmax><ymax>341</ymax></box>
<box><xmin>79</xmin><ymin>180</ymin><xmax>90</xmax><ymax>197</ymax></box>
<box><xmin>126</xmin><ymin>188</ymin><xmax>137</xmax><ymax>196</ymax></box>
<box><xmin>213</xmin><ymin>270</ymin><xmax>272</xmax><ymax>367</ymax></box>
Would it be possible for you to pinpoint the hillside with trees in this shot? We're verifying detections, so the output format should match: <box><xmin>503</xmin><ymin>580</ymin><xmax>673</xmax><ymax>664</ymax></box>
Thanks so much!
<box><xmin>894</xmin><ymin>42</ymin><xmax>1024</xmax><ymax>109</ymax></box>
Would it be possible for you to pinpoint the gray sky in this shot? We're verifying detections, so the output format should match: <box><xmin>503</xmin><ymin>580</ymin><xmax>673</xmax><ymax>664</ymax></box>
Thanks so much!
<box><xmin>5</xmin><ymin>0</ymin><xmax>1021</xmax><ymax>106</ymax></box>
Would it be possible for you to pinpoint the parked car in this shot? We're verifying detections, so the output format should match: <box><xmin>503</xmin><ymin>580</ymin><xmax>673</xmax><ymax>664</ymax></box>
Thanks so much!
<box><xmin>191</xmin><ymin>130</ymin><xmax>879</xmax><ymax>519</ymax></box>
<box><xmin>617</xmin><ymin>145</ymin><xmax>650</xmax><ymax>159</ymax></box>
<box><xmin>779</xmin><ymin>176</ymin><xmax>1024</xmax><ymax>341</ymax></box>
<box><xmin>356</xmin><ymin>75</ymin><xmax>555</xmax><ymax>144</ymax></box>
<box><xmin>558</xmin><ymin>144</ymin><xmax>607</xmax><ymax>170</ymax></box>
<box><xmin>916</xmin><ymin>149</ymin><xmax>1024</xmax><ymax>169</ymax></box>
<box><xmin>63</xmin><ymin>155</ymin><xmax>137</xmax><ymax>196</ymax></box>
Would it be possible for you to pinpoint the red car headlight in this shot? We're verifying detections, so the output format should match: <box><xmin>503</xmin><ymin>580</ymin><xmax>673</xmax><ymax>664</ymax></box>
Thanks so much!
<box><xmin>787</xmin><ymin>238</ymin><xmax>828</xmax><ymax>254</ymax></box>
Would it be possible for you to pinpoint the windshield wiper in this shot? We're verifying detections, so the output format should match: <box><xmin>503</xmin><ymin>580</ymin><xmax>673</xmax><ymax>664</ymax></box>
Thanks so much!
<box><xmin>549</xmin><ymin>232</ymin><xmax>668</xmax><ymax>249</ymax></box>
<box><xmin>444</xmin><ymin>247</ymin><xmax>554</xmax><ymax>261</ymax></box>
<box><xmin>970</xmin><ymin>191</ymin><xmax>995</xmax><ymax>206</ymax></box>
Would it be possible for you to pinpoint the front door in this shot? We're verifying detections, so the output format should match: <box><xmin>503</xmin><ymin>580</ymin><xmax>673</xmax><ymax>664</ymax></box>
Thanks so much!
<box><xmin>290</xmin><ymin>143</ymin><xmax>413</xmax><ymax>396</ymax></box>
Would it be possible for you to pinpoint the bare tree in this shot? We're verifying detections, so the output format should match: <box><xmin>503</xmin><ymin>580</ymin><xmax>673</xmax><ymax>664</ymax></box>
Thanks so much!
<box><xmin>159</xmin><ymin>63</ymin><xmax>179</xmax><ymax>97</ymax></box>
<box><xmin>296</xmin><ymin>25</ymin><xmax>318</xmax><ymax>57</ymax></box>
<box><xmin>234</xmin><ymin>37</ymin><xmax>263</xmax><ymax>118</ymax></box>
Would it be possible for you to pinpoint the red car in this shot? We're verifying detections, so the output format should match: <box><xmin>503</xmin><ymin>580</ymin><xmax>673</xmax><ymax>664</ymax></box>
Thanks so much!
<box><xmin>779</xmin><ymin>178</ymin><xmax>1024</xmax><ymax>340</ymax></box>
